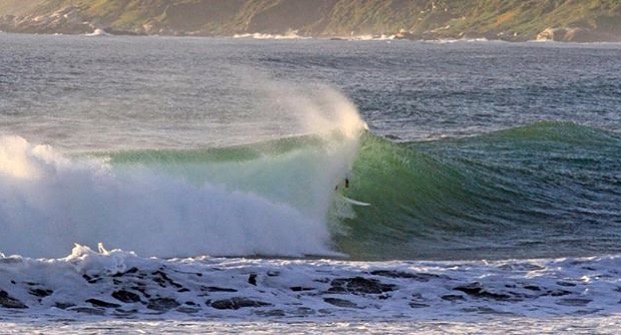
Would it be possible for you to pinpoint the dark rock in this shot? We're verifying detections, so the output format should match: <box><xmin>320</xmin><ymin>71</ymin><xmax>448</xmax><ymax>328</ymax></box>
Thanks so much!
<box><xmin>203</xmin><ymin>286</ymin><xmax>237</xmax><ymax>292</ymax></box>
<box><xmin>524</xmin><ymin>285</ymin><xmax>541</xmax><ymax>291</ymax></box>
<box><xmin>383</xmin><ymin>134</ymin><xmax>402</xmax><ymax>141</ymax></box>
<box><xmin>29</xmin><ymin>288</ymin><xmax>53</xmax><ymax>298</ymax></box>
<box><xmin>257</xmin><ymin>309</ymin><xmax>286</xmax><ymax>317</ymax></box>
<box><xmin>409</xmin><ymin>302</ymin><xmax>430</xmax><ymax>308</ymax></box>
<box><xmin>329</xmin><ymin>277</ymin><xmax>396</xmax><ymax>295</ymax></box>
<box><xmin>557</xmin><ymin>281</ymin><xmax>577</xmax><ymax>287</ymax></box>
<box><xmin>132</xmin><ymin>285</ymin><xmax>150</xmax><ymax>298</ymax></box>
<box><xmin>210</xmin><ymin>297</ymin><xmax>271</xmax><ymax>310</ymax></box>
<box><xmin>54</xmin><ymin>302</ymin><xmax>75</xmax><ymax>309</ymax></box>
<box><xmin>565</xmin><ymin>28</ymin><xmax>619</xmax><ymax>42</ymax></box>
<box><xmin>248</xmin><ymin>274</ymin><xmax>257</xmax><ymax>286</ymax></box>
<box><xmin>536</xmin><ymin>27</ymin><xmax>621</xmax><ymax>43</ymax></box>
<box><xmin>327</xmin><ymin>286</ymin><xmax>346</xmax><ymax>293</ymax></box>
<box><xmin>82</xmin><ymin>274</ymin><xmax>100</xmax><ymax>284</ymax></box>
<box><xmin>393</xmin><ymin>29</ymin><xmax>417</xmax><ymax>40</ymax></box>
<box><xmin>68</xmin><ymin>307</ymin><xmax>105</xmax><ymax>315</ymax></box>
<box><xmin>113</xmin><ymin>309</ymin><xmax>138</xmax><ymax>317</ymax></box>
<box><xmin>151</xmin><ymin>270</ymin><xmax>183</xmax><ymax>288</ymax></box>
<box><xmin>547</xmin><ymin>290</ymin><xmax>572</xmax><ymax>297</ymax></box>
<box><xmin>0</xmin><ymin>289</ymin><xmax>28</xmax><ymax>309</ymax></box>
<box><xmin>176</xmin><ymin>306</ymin><xmax>200</xmax><ymax>314</ymax></box>
<box><xmin>102</xmin><ymin>28</ymin><xmax>145</xmax><ymax>36</ymax></box>
<box><xmin>370</xmin><ymin>270</ymin><xmax>444</xmax><ymax>282</ymax></box>
<box><xmin>441</xmin><ymin>294</ymin><xmax>465</xmax><ymax>301</ymax></box>
<box><xmin>453</xmin><ymin>282</ymin><xmax>512</xmax><ymax>301</ymax></box>
<box><xmin>86</xmin><ymin>298</ymin><xmax>121</xmax><ymax>309</ymax></box>
<box><xmin>146</xmin><ymin>297</ymin><xmax>180</xmax><ymax>311</ymax></box>
<box><xmin>323</xmin><ymin>297</ymin><xmax>359</xmax><ymax>308</ymax></box>
<box><xmin>112</xmin><ymin>290</ymin><xmax>142</xmax><ymax>303</ymax></box>
<box><xmin>290</xmin><ymin>286</ymin><xmax>314</xmax><ymax>292</ymax></box>
<box><xmin>112</xmin><ymin>267</ymin><xmax>139</xmax><ymax>277</ymax></box>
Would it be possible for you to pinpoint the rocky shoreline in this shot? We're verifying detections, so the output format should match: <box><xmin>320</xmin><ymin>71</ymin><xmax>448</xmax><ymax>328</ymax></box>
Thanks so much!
<box><xmin>1</xmin><ymin>7</ymin><xmax>620</xmax><ymax>43</ymax></box>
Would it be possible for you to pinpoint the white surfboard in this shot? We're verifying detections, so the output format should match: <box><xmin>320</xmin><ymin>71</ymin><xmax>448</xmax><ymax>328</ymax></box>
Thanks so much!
<box><xmin>340</xmin><ymin>195</ymin><xmax>371</xmax><ymax>207</ymax></box>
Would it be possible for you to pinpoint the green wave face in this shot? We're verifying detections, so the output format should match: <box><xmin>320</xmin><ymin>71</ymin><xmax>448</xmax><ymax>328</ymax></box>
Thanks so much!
<box><xmin>97</xmin><ymin>122</ymin><xmax>621</xmax><ymax>261</ymax></box>
<box><xmin>97</xmin><ymin>132</ymin><xmax>361</xmax><ymax>225</ymax></box>
<box><xmin>339</xmin><ymin>122</ymin><xmax>621</xmax><ymax>260</ymax></box>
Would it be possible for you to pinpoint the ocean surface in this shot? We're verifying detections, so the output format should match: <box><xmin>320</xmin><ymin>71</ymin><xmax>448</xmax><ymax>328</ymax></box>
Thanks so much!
<box><xmin>1</xmin><ymin>33</ymin><xmax>621</xmax><ymax>333</ymax></box>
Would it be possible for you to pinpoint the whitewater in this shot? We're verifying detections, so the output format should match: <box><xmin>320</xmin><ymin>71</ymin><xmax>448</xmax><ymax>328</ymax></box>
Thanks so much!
<box><xmin>1</xmin><ymin>33</ymin><xmax>621</xmax><ymax>333</ymax></box>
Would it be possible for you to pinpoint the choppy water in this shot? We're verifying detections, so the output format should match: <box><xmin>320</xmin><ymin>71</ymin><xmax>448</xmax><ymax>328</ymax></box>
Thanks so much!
<box><xmin>1</xmin><ymin>33</ymin><xmax>621</xmax><ymax>332</ymax></box>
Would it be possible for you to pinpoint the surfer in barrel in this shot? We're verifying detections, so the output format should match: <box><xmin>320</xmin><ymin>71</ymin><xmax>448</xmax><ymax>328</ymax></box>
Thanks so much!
<box><xmin>335</xmin><ymin>177</ymin><xmax>350</xmax><ymax>191</ymax></box>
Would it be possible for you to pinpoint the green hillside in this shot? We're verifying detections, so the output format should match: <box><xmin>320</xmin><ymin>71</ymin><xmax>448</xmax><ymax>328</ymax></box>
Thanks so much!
<box><xmin>0</xmin><ymin>0</ymin><xmax>45</xmax><ymax>15</ymax></box>
<box><xmin>1</xmin><ymin>0</ymin><xmax>620</xmax><ymax>41</ymax></box>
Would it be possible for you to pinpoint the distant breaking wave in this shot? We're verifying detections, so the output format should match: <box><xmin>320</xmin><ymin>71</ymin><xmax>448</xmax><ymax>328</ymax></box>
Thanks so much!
<box><xmin>84</xmin><ymin>28</ymin><xmax>111</xmax><ymax>37</ymax></box>
<box><xmin>233</xmin><ymin>31</ymin><xmax>310</xmax><ymax>40</ymax></box>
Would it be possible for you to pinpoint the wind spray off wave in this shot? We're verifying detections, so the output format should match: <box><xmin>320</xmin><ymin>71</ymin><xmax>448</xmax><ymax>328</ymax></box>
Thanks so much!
<box><xmin>0</xmin><ymin>85</ymin><xmax>367</xmax><ymax>259</ymax></box>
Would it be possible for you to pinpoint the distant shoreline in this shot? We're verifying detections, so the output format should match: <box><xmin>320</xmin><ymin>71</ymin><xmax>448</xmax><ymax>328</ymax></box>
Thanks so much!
<box><xmin>2</xmin><ymin>0</ymin><xmax>620</xmax><ymax>44</ymax></box>
<box><xmin>2</xmin><ymin>30</ymin><xmax>621</xmax><ymax>44</ymax></box>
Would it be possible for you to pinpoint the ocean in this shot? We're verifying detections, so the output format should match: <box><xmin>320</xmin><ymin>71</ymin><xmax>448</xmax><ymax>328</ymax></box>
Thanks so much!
<box><xmin>1</xmin><ymin>33</ymin><xmax>620</xmax><ymax>333</ymax></box>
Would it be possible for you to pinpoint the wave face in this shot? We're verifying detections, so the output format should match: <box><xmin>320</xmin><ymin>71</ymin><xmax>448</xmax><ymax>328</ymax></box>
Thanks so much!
<box><xmin>1</xmin><ymin>122</ymin><xmax>620</xmax><ymax>261</ymax></box>
<box><xmin>340</xmin><ymin>121</ymin><xmax>621</xmax><ymax>260</ymax></box>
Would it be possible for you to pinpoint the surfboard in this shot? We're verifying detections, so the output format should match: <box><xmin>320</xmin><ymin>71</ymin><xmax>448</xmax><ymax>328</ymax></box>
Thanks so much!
<box><xmin>340</xmin><ymin>195</ymin><xmax>371</xmax><ymax>207</ymax></box>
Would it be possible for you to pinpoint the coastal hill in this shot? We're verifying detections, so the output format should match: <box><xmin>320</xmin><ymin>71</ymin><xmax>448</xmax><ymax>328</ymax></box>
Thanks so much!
<box><xmin>1</xmin><ymin>0</ymin><xmax>620</xmax><ymax>42</ymax></box>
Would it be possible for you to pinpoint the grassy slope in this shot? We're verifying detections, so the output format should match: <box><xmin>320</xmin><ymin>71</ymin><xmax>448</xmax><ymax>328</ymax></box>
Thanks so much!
<box><xmin>321</xmin><ymin>0</ymin><xmax>621</xmax><ymax>37</ymax></box>
<box><xmin>0</xmin><ymin>0</ymin><xmax>47</xmax><ymax>16</ymax></box>
<box><xmin>447</xmin><ymin>0</ymin><xmax>621</xmax><ymax>37</ymax></box>
<box><xmin>3</xmin><ymin>0</ymin><xmax>620</xmax><ymax>38</ymax></box>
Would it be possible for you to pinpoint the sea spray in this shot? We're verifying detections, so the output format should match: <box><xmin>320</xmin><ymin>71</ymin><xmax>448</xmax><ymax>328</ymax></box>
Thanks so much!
<box><xmin>0</xmin><ymin>84</ymin><xmax>366</xmax><ymax>258</ymax></box>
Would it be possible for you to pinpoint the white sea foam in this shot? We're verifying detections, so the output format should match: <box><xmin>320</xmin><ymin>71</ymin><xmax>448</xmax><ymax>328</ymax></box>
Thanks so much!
<box><xmin>0</xmin><ymin>85</ymin><xmax>365</xmax><ymax>259</ymax></box>
<box><xmin>84</xmin><ymin>28</ymin><xmax>110</xmax><ymax>37</ymax></box>
<box><xmin>233</xmin><ymin>31</ymin><xmax>309</xmax><ymax>40</ymax></box>
<box><xmin>0</xmin><ymin>245</ymin><xmax>620</xmax><ymax>325</ymax></box>
<box><xmin>0</xmin><ymin>135</ymin><xmax>344</xmax><ymax>258</ymax></box>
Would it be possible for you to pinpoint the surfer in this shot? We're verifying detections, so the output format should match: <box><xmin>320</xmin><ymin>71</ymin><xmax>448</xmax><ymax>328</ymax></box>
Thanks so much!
<box><xmin>335</xmin><ymin>177</ymin><xmax>350</xmax><ymax>191</ymax></box>
<box><xmin>335</xmin><ymin>176</ymin><xmax>371</xmax><ymax>207</ymax></box>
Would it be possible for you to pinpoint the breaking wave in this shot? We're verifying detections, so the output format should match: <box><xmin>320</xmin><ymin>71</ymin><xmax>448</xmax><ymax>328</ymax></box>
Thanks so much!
<box><xmin>1</xmin><ymin>121</ymin><xmax>620</xmax><ymax>260</ymax></box>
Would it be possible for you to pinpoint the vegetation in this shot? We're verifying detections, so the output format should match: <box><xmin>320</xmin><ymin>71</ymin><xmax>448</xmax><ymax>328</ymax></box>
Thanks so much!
<box><xmin>1</xmin><ymin>0</ymin><xmax>620</xmax><ymax>41</ymax></box>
